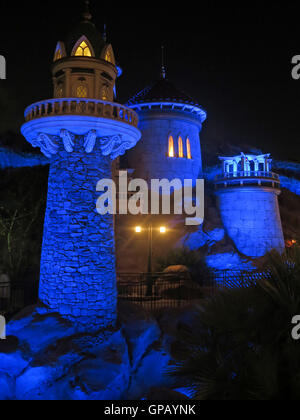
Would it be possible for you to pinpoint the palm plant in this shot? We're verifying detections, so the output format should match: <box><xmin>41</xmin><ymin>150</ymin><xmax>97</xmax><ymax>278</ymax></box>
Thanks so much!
<box><xmin>169</xmin><ymin>247</ymin><xmax>300</xmax><ymax>400</ymax></box>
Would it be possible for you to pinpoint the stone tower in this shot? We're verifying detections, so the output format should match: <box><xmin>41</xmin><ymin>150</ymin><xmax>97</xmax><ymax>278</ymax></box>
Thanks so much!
<box><xmin>214</xmin><ymin>153</ymin><xmax>285</xmax><ymax>258</ymax></box>
<box><xmin>125</xmin><ymin>77</ymin><xmax>207</xmax><ymax>185</ymax></box>
<box><xmin>21</xmin><ymin>7</ymin><xmax>141</xmax><ymax>329</ymax></box>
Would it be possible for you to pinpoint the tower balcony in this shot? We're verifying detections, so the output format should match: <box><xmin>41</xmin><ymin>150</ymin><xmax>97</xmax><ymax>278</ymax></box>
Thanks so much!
<box><xmin>22</xmin><ymin>98</ymin><xmax>141</xmax><ymax>156</ymax></box>
<box><xmin>214</xmin><ymin>170</ymin><xmax>281</xmax><ymax>190</ymax></box>
<box><xmin>24</xmin><ymin>98</ymin><xmax>139</xmax><ymax>128</ymax></box>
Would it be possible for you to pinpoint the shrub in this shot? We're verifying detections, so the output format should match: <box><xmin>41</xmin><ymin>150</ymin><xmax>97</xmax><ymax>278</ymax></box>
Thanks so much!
<box><xmin>168</xmin><ymin>248</ymin><xmax>300</xmax><ymax>400</ymax></box>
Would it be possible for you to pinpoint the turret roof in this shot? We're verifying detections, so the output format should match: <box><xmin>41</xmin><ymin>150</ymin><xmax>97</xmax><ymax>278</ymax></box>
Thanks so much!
<box><xmin>64</xmin><ymin>20</ymin><xmax>107</xmax><ymax>57</ymax></box>
<box><xmin>127</xmin><ymin>78</ymin><xmax>201</xmax><ymax>107</ymax></box>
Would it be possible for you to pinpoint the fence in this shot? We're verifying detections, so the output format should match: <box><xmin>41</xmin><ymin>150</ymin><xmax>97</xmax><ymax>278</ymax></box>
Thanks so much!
<box><xmin>213</xmin><ymin>270</ymin><xmax>271</xmax><ymax>289</ymax></box>
<box><xmin>0</xmin><ymin>270</ymin><xmax>271</xmax><ymax>315</ymax></box>
<box><xmin>117</xmin><ymin>270</ymin><xmax>272</xmax><ymax>310</ymax></box>
<box><xmin>117</xmin><ymin>272</ymin><xmax>205</xmax><ymax>310</ymax></box>
<box><xmin>0</xmin><ymin>281</ymin><xmax>37</xmax><ymax>316</ymax></box>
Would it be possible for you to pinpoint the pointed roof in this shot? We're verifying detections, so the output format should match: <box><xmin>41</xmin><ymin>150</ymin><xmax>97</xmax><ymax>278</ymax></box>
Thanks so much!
<box><xmin>62</xmin><ymin>1</ymin><xmax>107</xmax><ymax>57</ymax></box>
<box><xmin>127</xmin><ymin>78</ymin><xmax>201</xmax><ymax>107</ymax></box>
<box><xmin>127</xmin><ymin>78</ymin><xmax>207</xmax><ymax>122</ymax></box>
<box><xmin>64</xmin><ymin>22</ymin><xmax>106</xmax><ymax>58</ymax></box>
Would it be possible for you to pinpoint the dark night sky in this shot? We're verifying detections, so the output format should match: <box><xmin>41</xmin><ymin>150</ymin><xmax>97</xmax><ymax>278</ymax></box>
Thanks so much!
<box><xmin>0</xmin><ymin>0</ymin><xmax>300</xmax><ymax>161</ymax></box>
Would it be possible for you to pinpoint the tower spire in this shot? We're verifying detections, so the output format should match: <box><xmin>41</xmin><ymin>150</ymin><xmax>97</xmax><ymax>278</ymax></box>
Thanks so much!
<box><xmin>103</xmin><ymin>23</ymin><xmax>107</xmax><ymax>42</ymax></box>
<box><xmin>83</xmin><ymin>0</ymin><xmax>92</xmax><ymax>22</ymax></box>
<box><xmin>161</xmin><ymin>45</ymin><xmax>166</xmax><ymax>80</ymax></box>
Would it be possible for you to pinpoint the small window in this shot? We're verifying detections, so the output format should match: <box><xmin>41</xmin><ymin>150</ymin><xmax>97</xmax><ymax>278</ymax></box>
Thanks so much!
<box><xmin>75</xmin><ymin>41</ymin><xmax>92</xmax><ymax>57</ymax></box>
<box><xmin>56</xmin><ymin>87</ymin><xmax>63</xmax><ymax>98</ymax></box>
<box><xmin>54</xmin><ymin>49</ymin><xmax>62</xmax><ymax>61</ymax></box>
<box><xmin>168</xmin><ymin>136</ymin><xmax>174</xmax><ymax>158</ymax></box>
<box><xmin>105</xmin><ymin>50</ymin><xmax>112</xmax><ymax>63</ymax></box>
<box><xmin>178</xmin><ymin>136</ymin><xmax>184</xmax><ymax>158</ymax></box>
<box><xmin>55</xmin><ymin>80</ymin><xmax>64</xmax><ymax>98</ymax></box>
<box><xmin>53</xmin><ymin>42</ymin><xmax>65</xmax><ymax>62</ymax></box>
<box><xmin>101</xmin><ymin>85</ymin><xmax>109</xmax><ymax>101</ymax></box>
<box><xmin>186</xmin><ymin>138</ymin><xmax>192</xmax><ymax>159</ymax></box>
<box><xmin>103</xmin><ymin>46</ymin><xmax>115</xmax><ymax>64</ymax></box>
<box><xmin>77</xmin><ymin>85</ymin><xmax>88</xmax><ymax>98</ymax></box>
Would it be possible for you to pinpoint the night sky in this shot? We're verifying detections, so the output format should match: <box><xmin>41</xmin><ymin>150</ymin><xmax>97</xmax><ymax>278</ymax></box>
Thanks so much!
<box><xmin>1</xmin><ymin>0</ymin><xmax>300</xmax><ymax>161</ymax></box>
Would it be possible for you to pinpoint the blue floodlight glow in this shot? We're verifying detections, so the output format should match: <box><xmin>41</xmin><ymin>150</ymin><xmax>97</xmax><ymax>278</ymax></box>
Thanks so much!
<box><xmin>0</xmin><ymin>147</ymin><xmax>49</xmax><ymax>169</ymax></box>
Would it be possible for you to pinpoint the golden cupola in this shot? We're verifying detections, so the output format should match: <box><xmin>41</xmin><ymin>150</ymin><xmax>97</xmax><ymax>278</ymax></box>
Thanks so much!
<box><xmin>52</xmin><ymin>1</ymin><xmax>118</xmax><ymax>102</ymax></box>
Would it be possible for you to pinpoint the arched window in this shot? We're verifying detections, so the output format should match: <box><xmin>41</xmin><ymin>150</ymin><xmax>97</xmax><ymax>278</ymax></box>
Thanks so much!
<box><xmin>168</xmin><ymin>136</ymin><xmax>174</xmax><ymax>158</ymax></box>
<box><xmin>178</xmin><ymin>136</ymin><xmax>184</xmax><ymax>158</ymax></box>
<box><xmin>186</xmin><ymin>138</ymin><xmax>192</xmax><ymax>159</ymax></box>
<box><xmin>74</xmin><ymin>41</ymin><xmax>92</xmax><ymax>57</ymax></box>
<box><xmin>54</xmin><ymin>48</ymin><xmax>62</xmax><ymax>61</ymax></box>
<box><xmin>76</xmin><ymin>85</ymin><xmax>88</xmax><ymax>98</ymax></box>
<box><xmin>105</xmin><ymin>50</ymin><xmax>112</xmax><ymax>63</ymax></box>
<box><xmin>53</xmin><ymin>42</ymin><xmax>66</xmax><ymax>62</ymax></box>
<box><xmin>102</xmin><ymin>45</ymin><xmax>115</xmax><ymax>65</ymax></box>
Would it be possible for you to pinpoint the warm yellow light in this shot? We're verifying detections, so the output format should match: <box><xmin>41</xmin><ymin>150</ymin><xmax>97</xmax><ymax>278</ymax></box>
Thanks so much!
<box><xmin>135</xmin><ymin>226</ymin><xmax>142</xmax><ymax>233</ymax></box>
<box><xmin>168</xmin><ymin>136</ymin><xmax>174</xmax><ymax>158</ymax></box>
<box><xmin>76</xmin><ymin>85</ymin><xmax>88</xmax><ymax>98</ymax></box>
<box><xmin>105</xmin><ymin>50</ymin><xmax>112</xmax><ymax>63</ymax></box>
<box><xmin>160</xmin><ymin>227</ymin><xmax>166</xmax><ymax>234</ymax></box>
<box><xmin>178</xmin><ymin>136</ymin><xmax>183</xmax><ymax>158</ymax></box>
<box><xmin>54</xmin><ymin>49</ymin><xmax>62</xmax><ymax>62</ymax></box>
<box><xmin>187</xmin><ymin>138</ymin><xmax>192</xmax><ymax>159</ymax></box>
<box><xmin>75</xmin><ymin>41</ymin><xmax>92</xmax><ymax>57</ymax></box>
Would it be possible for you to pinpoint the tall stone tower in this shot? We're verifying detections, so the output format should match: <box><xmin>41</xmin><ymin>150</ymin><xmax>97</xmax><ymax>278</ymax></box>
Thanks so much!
<box><xmin>214</xmin><ymin>153</ymin><xmax>285</xmax><ymax>258</ymax></box>
<box><xmin>21</xmin><ymin>6</ymin><xmax>141</xmax><ymax>329</ymax></box>
<box><xmin>125</xmin><ymin>76</ymin><xmax>207</xmax><ymax>185</ymax></box>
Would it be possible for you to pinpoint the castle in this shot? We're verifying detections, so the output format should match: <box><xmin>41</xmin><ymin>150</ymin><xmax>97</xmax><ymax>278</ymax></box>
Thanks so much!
<box><xmin>20</xmin><ymin>6</ymin><xmax>285</xmax><ymax>328</ymax></box>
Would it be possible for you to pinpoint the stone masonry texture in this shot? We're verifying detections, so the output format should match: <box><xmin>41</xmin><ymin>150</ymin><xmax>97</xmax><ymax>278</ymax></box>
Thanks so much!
<box><xmin>39</xmin><ymin>135</ymin><xmax>117</xmax><ymax>329</ymax></box>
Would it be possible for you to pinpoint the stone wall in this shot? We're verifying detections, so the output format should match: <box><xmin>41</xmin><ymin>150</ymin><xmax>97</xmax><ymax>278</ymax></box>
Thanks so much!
<box><xmin>216</xmin><ymin>187</ymin><xmax>285</xmax><ymax>257</ymax></box>
<box><xmin>39</xmin><ymin>135</ymin><xmax>117</xmax><ymax>329</ymax></box>
<box><xmin>124</xmin><ymin>111</ymin><xmax>203</xmax><ymax>184</ymax></box>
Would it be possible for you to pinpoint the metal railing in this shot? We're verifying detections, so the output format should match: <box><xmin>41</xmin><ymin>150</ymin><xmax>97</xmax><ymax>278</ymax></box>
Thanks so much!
<box><xmin>213</xmin><ymin>270</ymin><xmax>270</xmax><ymax>288</ymax></box>
<box><xmin>117</xmin><ymin>272</ymin><xmax>204</xmax><ymax>310</ymax></box>
<box><xmin>0</xmin><ymin>271</ymin><xmax>271</xmax><ymax>315</ymax></box>
<box><xmin>215</xmin><ymin>171</ymin><xmax>280</xmax><ymax>181</ymax></box>
<box><xmin>24</xmin><ymin>98</ymin><xmax>139</xmax><ymax>128</ymax></box>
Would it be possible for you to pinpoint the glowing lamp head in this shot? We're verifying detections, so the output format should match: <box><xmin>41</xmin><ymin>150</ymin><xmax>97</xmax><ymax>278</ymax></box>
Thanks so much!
<box><xmin>135</xmin><ymin>226</ymin><xmax>142</xmax><ymax>233</ymax></box>
<box><xmin>160</xmin><ymin>227</ymin><xmax>166</xmax><ymax>234</ymax></box>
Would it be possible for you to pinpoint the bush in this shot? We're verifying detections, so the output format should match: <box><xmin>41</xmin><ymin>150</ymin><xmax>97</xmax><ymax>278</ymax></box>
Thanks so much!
<box><xmin>168</xmin><ymin>248</ymin><xmax>300</xmax><ymax>400</ymax></box>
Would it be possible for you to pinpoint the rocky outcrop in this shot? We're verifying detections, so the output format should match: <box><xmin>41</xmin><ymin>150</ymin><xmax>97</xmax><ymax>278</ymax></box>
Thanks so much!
<box><xmin>0</xmin><ymin>302</ymin><xmax>186</xmax><ymax>400</ymax></box>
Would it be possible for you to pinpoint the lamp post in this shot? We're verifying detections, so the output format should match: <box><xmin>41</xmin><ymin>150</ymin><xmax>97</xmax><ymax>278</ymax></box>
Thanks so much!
<box><xmin>135</xmin><ymin>224</ymin><xmax>167</xmax><ymax>273</ymax></box>
<box><xmin>135</xmin><ymin>224</ymin><xmax>167</xmax><ymax>295</ymax></box>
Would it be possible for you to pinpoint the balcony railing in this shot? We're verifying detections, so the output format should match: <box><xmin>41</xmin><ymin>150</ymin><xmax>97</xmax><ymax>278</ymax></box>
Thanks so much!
<box><xmin>24</xmin><ymin>98</ymin><xmax>139</xmax><ymax>128</ymax></box>
<box><xmin>215</xmin><ymin>171</ymin><xmax>280</xmax><ymax>181</ymax></box>
<box><xmin>215</xmin><ymin>171</ymin><xmax>281</xmax><ymax>189</ymax></box>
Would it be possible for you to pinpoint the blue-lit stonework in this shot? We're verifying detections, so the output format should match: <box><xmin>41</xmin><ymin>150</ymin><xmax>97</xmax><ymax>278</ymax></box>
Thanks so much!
<box><xmin>20</xmin><ymin>13</ymin><xmax>141</xmax><ymax>329</ymax></box>
<box><xmin>21</xmin><ymin>111</ymin><xmax>140</xmax><ymax>330</ymax></box>
<box><xmin>39</xmin><ymin>139</ymin><xmax>116</xmax><ymax>327</ymax></box>
<box><xmin>214</xmin><ymin>153</ymin><xmax>285</xmax><ymax>257</ymax></box>
<box><xmin>125</xmin><ymin>79</ymin><xmax>207</xmax><ymax>185</ymax></box>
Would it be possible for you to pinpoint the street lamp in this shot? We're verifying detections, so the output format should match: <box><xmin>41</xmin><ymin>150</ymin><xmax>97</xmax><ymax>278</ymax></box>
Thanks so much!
<box><xmin>135</xmin><ymin>224</ymin><xmax>167</xmax><ymax>296</ymax></box>
<box><xmin>134</xmin><ymin>224</ymin><xmax>167</xmax><ymax>274</ymax></box>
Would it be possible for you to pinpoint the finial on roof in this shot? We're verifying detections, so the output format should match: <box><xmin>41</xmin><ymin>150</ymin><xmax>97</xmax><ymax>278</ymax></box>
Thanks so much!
<box><xmin>103</xmin><ymin>23</ymin><xmax>107</xmax><ymax>42</ymax></box>
<box><xmin>83</xmin><ymin>0</ymin><xmax>92</xmax><ymax>22</ymax></box>
<box><xmin>161</xmin><ymin>45</ymin><xmax>166</xmax><ymax>80</ymax></box>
